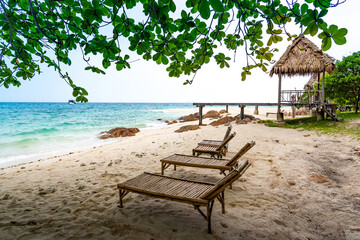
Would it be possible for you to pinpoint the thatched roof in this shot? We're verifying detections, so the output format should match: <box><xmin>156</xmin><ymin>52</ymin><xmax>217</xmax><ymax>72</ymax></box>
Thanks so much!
<box><xmin>304</xmin><ymin>73</ymin><xmax>322</xmax><ymax>90</ymax></box>
<box><xmin>270</xmin><ymin>35</ymin><xmax>335</xmax><ymax>77</ymax></box>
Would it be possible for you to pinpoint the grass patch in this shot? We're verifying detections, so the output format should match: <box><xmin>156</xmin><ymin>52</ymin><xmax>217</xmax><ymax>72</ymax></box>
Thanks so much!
<box><xmin>261</xmin><ymin>112</ymin><xmax>360</xmax><ymax>139</ymax></box>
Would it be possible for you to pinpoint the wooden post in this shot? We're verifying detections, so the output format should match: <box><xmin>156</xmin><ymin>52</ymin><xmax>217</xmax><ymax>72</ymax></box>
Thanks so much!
<box><xmin>277</xmin><ymin>74</ymin><xmax>284</xmax><ymax>121</ymax></box>
<box><xmin>199</xmin><ymin>105</ymin><xmax>203</xmax><ymax>125</ymax></box>
<box><xmin>322</xmin><ymin>70</ymin><xmax>325</xmax><ymax>107</ymax></box>
<box><xmin>240</xmin><ymin>105</ymin><xmax>245</xmax><ymax>120</ymax></box>
<box><xmin>254</xmin><ymin>105</ymin><xmax>259</xmax><ymax>115</ymax></box>
<box><xmin>292</xmin><ymin>105</ymin><xmax>296</xmax><ymax>118</ymax></box>
<box><xmin>317</xmin><ymin>110</ymin><xmax>324</xmax><ymax>121</ymax></box>
<box><xmin>225</xmin><ymin>105</ymin><xmax>228</xmax><ymax>113</ymax></box>
<box><xmin>308</xmin><ymin>88</ymin><xmax>312</xmax><ymax>115</ymax></box>
<box><xmin>317</xmin><ymin>72</ymin><xmax>320</xmax><ymax>110</ymax></box>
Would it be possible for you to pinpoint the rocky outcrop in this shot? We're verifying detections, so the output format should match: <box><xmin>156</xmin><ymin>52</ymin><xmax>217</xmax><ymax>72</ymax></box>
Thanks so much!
<box><xmin>175</xmin><ymin>125</ymin><xmax>200</xmax><ymax>133</ymax></box>
<box><xmin>203</xmin><ymin>110</ymin><xmax>221</xmax><ymax>119</ymax></box>
<box><xmin>209</xmin><ymin>116</ymin><xmax>235</xmax><ymax>126</ymax></box>
<box><xmin>99</xmin><ymin>127</ymin><xmax>140</xmax><ymax>139</ymax></box>
<box><xmin>219</xmin><ymin>109</ymin><xmax>227</xmax><ymax>114</ymax></box>
<box><xmin>178</xmin><ymin>113</ymin><xmax>199</xmax><ymax>122</ymax></box>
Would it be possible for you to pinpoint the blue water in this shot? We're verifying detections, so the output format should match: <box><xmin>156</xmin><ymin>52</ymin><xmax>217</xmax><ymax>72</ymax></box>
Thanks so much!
<box><xmin>0</xmin><ymin>102</ymin><xmax>194</xmax><ymax>167</ymax></box>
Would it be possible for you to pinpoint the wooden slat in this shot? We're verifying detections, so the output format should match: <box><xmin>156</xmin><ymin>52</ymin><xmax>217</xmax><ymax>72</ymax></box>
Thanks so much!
<box><xmin>161</xmin><ymin>155</ymin><xmax>230</xmax><ymax>170</ymax></box>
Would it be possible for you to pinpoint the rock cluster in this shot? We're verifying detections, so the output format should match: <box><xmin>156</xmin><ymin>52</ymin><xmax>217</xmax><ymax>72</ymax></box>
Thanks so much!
<box><xmin>177</xmin><ymin>109</ymin><xmax>226</xmax><ymax>123</ymax></box>
<box><xmin>173</xmin><ymin>110</ymin><xmax>261</xmax><ymax>131</ymax></box>
<box><xmin>209</xmin><ymin>114</ymin><xmax>260</xmax><ymax>126</ymax></box>
<box><xmin>99</xmin><ymin>127</ymin><xmax>140</xmax><ymax>139</ymax></box>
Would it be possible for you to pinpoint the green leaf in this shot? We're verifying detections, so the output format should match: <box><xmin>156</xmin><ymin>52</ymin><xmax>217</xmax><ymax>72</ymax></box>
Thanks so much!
<box><xmin>169</xmin><ymin>0</ymin><xmax>176</xmax><ymax>12</ymax></box>
<box><xmin>321</xmin><ymin>37</ymin><xmax>332</xmax><ymax>51</ymax></box>
<box><xmin>209</xmin><ymin>0</ymin><xmax>224</xmax><ymax>13</ymax></box>
<box><xmin>309</xmin><ymin>22</ymin><xmax>318</xmax><ymax>36</ymax></box>
<box><xmin>301</xmin><ymin>4</ymin><xmax>308</xmax><ymax>15</ymax></box>
<box><xmin>328</xmin><ymin>25</ymin><xmax>338</xmax><ymax>34</ymax></box>
<box><xmin>318</xmin><ymin>9</ymin><xmax>328</xmax><ymax>18</ymax></box>
<box><xmin>332</xmin><ymin>36</ymin><xmax>346</xmax><ymax>45</ymax></box>
<box><xmin>116</xmin><ymin>62</ymin><xmax>124</xmax><ymax>71</ymax></box>
<box><xmin>162</xmin><ymin>56</ymin><xmax>169</xmax><ymax>65</ymax></box>
<box><xmin>199</xmin><ymin>0</ymin><xmax>211</xmax><ymax>19</ymax></box>
<box><xmin>102</xmin><ymin>59</ymin><xmax>110</xmax><ymax>69</ymax></box>
<box><xmin>334</xmin><ymin>28</ymin><xmax>348</xmax><ymax>38</ymax></box>
<box><xmin>318</xmin><ymin>32</ymin><xmax>327</xmax><ymax>39</ymax></box>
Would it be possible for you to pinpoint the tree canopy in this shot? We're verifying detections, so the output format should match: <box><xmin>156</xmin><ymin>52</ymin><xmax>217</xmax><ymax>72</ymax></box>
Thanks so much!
<box><xmin>325</xmin><ymin>51</ymin><xmax>360</xmax><ymax>114</ymax></box>
<box><xmin>0</xmin><ymin>0</ymin><xmax>347</xmax><ymax>102</ymax></box>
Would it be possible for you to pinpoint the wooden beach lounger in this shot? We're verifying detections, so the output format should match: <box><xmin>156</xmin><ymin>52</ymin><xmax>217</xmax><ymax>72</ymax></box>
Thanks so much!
<box><xmin>117</xmin><ymin>160</ymin><xmax>251</xmax><ymax>234</ymax></box>
<box><xmin>198</xmin><ymin>124</ymin><xmax>232</xmax><ymax>156</ymax></box>
<box><xmin>192</xmin><ymin>132</ymin><xmax>236</xmax><ymax>158</ymax></box>
<box><xmin>161</xmin><ymin>141</ymin><xmax>255</xmax><ymax>175</ymax></box>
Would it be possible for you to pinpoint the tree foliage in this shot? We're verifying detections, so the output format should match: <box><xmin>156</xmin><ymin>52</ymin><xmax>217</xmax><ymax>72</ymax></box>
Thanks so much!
<box><xmin>325</xmin><ymin>51</ymin><xmax>360</xmax><ymax>114</ymax></box>
<box><xmin>0</xmin><ymin>0</ymin><xmax>347</xmax><ymax>101</ymax></box>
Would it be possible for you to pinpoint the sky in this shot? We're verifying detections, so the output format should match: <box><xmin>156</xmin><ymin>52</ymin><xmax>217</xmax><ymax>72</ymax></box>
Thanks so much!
<box><xmin>0</xmin><ymin>1</ymin><xmax>359</xmax><ymax>103</ymax></box>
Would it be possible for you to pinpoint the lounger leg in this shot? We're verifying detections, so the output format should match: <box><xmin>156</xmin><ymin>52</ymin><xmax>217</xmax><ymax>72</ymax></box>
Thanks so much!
<box><xmin>207</xmin><ymin>201</ymin><xmax>214</xmax><ymax>234</ymax></box>
<box><xmin>192</xmin><ymin>149</ymin><xmax>195</xmax><ymax>156</ymax></box>
<box><xmin>174</xmin><ymin>165</ymin><xmax>176</xmax><ymax>171</ymax></box>
<box><xmin>221</xmin><ymin>191</ymin><xmax>225</xmax><ymax>214</ymax></box>
<box><xmin>215</xmin><ymin>191</ymin><xmax>226</xmax><ymax>214</ymax></box>
<box><xmin>161</xmin><ymin>163</ymin><xmax>164</xmax><ymax>175</ymax></box>
<box><xmin>119</xmin><ymin>189</ymin><xmax>123</xmax><ymax>208</ymax></box>
<box><xmin>119</xmin><ymin>189</ymin><xmax>129</xmax><ymax>208</ymax></box>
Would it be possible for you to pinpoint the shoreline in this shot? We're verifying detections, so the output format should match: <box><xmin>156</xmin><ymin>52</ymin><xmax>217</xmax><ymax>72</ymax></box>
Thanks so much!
<box><xmin>1</xmin><ymin>106</ymin><xmax>288</xmax><ymax>169</ymax></box>
<box><xmin>0</xmin><ymin>106</ymin><xmax>359</xmax><ymax>239</ymax></box>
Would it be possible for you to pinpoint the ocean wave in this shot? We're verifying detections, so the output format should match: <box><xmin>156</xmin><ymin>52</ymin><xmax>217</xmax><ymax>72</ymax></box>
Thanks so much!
<box><xmin>14</xmin><ymin>127</ymin><xmax>60</xmax><ymax>136</ymax></box>
<box><xmin>1</xmin><ymin>137</ymin><xmax>40</xmax><ymax>147</ymax></box>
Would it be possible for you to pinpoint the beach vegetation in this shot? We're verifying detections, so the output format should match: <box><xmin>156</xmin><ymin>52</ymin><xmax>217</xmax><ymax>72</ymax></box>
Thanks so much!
<box><xmin>0</xmin><ymin>0</ymin><xmax>347</xmax><ymax>102</ymax></box>
<box><xmin>324</xmin><ymin>51</ymin><xmax>360</xmax><ymax>114</ymax></box>
<box><xmin>262</xmin><ymin>112</ymin><xmax>360</xmax><ymax>139</ymax></box>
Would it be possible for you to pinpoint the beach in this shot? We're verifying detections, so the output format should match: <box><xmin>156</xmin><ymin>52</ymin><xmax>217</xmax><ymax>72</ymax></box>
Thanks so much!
<box><xmin>0</xmin><ymin>106</ymin><xmax>359</xmax><ymax>240</ymax></box>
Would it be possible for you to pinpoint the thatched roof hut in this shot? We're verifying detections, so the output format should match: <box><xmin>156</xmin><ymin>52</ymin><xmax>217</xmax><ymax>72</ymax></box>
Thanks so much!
<box><xmin>269</xmin><ymin>34</ymin><xmax>336</xmax><ymax>121</ymax></box>
<box><xmin>270</xmin><ymin>35</ymin><xmax>336</xmax><ymax>77</ymax></box>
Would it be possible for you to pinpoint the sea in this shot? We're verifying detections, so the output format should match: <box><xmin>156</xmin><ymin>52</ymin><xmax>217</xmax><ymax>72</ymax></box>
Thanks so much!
<box><xmin>0</xmin><ymin>102</ymin><xmax>195</xmax><ymax>168</ymax></box>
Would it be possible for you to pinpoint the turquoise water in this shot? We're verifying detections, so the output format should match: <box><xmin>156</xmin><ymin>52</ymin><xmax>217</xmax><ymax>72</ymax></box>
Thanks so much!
<box><xmin>0</xmin><ymin>102</ymin><xmax>194</xmax><ymax>167</ymax></box>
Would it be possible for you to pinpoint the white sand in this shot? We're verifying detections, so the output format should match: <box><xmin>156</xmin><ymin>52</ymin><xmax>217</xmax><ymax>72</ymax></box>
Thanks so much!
<box><xmin>0</xmin><ymin>107</ymin><xmax>359</xmax><ymax>240</ymax></box>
